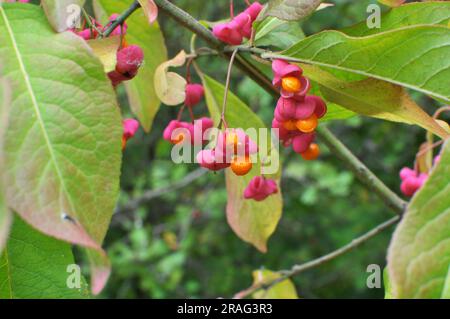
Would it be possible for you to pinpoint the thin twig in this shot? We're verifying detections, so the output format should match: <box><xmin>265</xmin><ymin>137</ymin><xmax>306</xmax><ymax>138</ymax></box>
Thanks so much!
<box><xmin>114</xmin><ymin>169</ymin><xmax>208</xmax><ymax>216</ymax></box>
<box><xmin>81</xmin><ymin>8</ymin><xmax>103</xmax><ymax>36</ymax></box>
<box><xmin>176</xmin><ymin>104</ymin><xmax>186</xmax><ymax>121</ymax></box>
<box><xmin>233</xmin><ymin>215</ymin><xmax>401</xmax><ymax>299</ymax></box>
<box><xmin>317</xmin><ymin>127</ymin><xmax>406</xmax><ymax>214</ymax></box>
<box><xmin>219</xmin><ymin>48</ymin><xmax>239</xmax><ymax>129</ymax></box>
<box><xmin>102</xmin><ymin>0</ymin><xmax>141</xmax><ymax>38</ymax></box>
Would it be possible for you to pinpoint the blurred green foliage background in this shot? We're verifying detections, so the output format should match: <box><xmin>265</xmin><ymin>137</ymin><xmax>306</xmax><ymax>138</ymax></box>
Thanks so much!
<box><xmin>92</xmin><ymin>0</ymin><xmax>447</xmax><ymax>299</ymax></box>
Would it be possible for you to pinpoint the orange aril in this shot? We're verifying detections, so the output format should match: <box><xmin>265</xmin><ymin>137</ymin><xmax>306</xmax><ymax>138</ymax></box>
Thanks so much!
<box><xmin>301</xmin><ymin>143</ymin><xmax>320</xmax><ymax>161</ymax></box>
<box><xmin>230</xmin><ymin>156</ymin><xmax>252</xmax><ymax>176</ymax></box>
<box><xmin>295</xmin><ymin>114</ymin><xmax>318</xmax><ymax>133</ymax></box>
<box><xmin>283</xmin><ymin>120</ymin><xmax>297</xmax><ymax>131</ymax></box>
<box><xmin>281</xmin><ymin>76</ymin><xmax>302</xmax><ymax>93</ymax></box>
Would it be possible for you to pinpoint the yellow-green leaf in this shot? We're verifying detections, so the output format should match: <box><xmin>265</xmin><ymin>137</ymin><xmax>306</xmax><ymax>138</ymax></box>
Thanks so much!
<box><xmin>343</xmin><ymin>2</ymin><xmax>450</xmax><ymax>36</ymax></box>
<box><xmin>252</xmin><ymin>270</ymin><xmax>298</xmax><ymax>299</ymax></box>
<box><xmin>281</xmin><ymin>26</ymin><xmax>450</xmax><ymax>103</ymax></box>
<box><xmin>384</xmin><ymin>268</ymin><xmax>393</xmax><ymax>299</ymax></box>
<box><xmin>154</xmin><ymin>50</ymin><xmax>187</xmax><ymax>106</ymax></box>
<box><xmin>301</xmin><ymin>64</ymin><xmax>449</xmax><ymax>139</ymax></box>
<box><xmin>378</xmin><ymin>0</ymin><xmax>406</xmax><ymax>8</ymax></box>
<box><xmin>86</xmin><ymin>36</ymin><xmax>120</xmax><ymax>73</ymax></box>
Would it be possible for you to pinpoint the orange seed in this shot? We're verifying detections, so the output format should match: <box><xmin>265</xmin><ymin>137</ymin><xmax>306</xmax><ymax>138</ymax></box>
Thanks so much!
<box><xmin>231</xmin><ymin>156</ymin><xmax>253</xmax><ymax>176</ymax></box>
<box><xmin>301</xmin><ymin>143</ymin><xmax>320</xmax><ymax>161</ymax></box>
<box><xmin>295</xmin><ymin>114</ymin><xmax>318</xmax><ymax>133</ymax></box>
<box><xmin>281</xmin><ymin>76</ymin><xmax>302</xmax><ymax>93</ymax></box>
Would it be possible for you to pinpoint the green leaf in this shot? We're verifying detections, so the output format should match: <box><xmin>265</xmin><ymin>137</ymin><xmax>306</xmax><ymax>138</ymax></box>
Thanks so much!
<box><xmin>0</xmin><ymin>187</ymin><xmax>10</xmax><ymax>255</ymax></box>
<box><xmin>201</xmin><ymin>75</ymin><xmax>283</xmax><ymax>253</ymax></box>
<box><xmin>308</xmin><ymin>79</ymin><xmax>356</xmax><ymax>122</ymax></box>
<box><xmin>0</xmin><ymin>215</ymin><xmax>89</xmax><ymax>298</ymax></box>
<box><xmin>321</xmin><ymin>104</ymin><xmax>355</xmax><ymax>122</ymax></box>
<box><xmin>94</xmin><ymin>0</ymin><xmax>168</xmax><ymax>132</ymax></box>
<box><xmin>387</xmin><ymin>140</ymin><xmax>450</xmax><ymax>298</ymax></box>
<box><xmin>280</xmin><ymin>26</ymin><xmax>450</xmax><ymax>103</ymax></box>
<box><xmin>41</xmin><ymin>0</ymin><xmax>86</xmax><ymax>32</ymax></box>
<box><xmin>254</xmin><ymin>17</ymin><xmax>305</xmax><ymax>50</ymax></box>
<box><xmin>378</xmin><ymin>0</ymin><xmax>406</xmax><ymax>8</ymax></box>
<box><xmin>251</xmin><ymin>270</ymin><xmax>298</xmax><ymax>299</ymax></box>
<box><xmin>0</xmin><ymin>3</ymin><xmax>122</xmax><ymax>293</ymax></box>
<box><xmin>343</xmin><ymin>2</ymin><xmax>450</xmax><ymax>36</ymax></box>
<box><xmin>0</xmin><ymin>76</ymin><xmax>11</xmax><ymax>254</ymax></box>
<box><xmin>384</xmin><ymin>268</ymin><xmax>393</xmax><ymax>299</ymax></box>
<box><xmin>302</xmin><ymin>64</ymin><xmax>448</xmax><ymax>138</ymax></box>
<box><xmin>260</xmin><ymin>0</ymin><xmax>323</xmax><ymax>21</ymax></box>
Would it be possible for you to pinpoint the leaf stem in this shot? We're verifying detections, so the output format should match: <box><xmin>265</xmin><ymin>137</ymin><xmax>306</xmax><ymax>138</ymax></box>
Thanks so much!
<box><xmin>234</xmin><ymin>215</ymin><xmax>401</xmax><ymax>299</ymax></box>
<box><xmin>81</xmin><ymin>8</ymin><xmax>103</xmax><ymax>36</ymax></box>
<box><xmin>415</xmin><ymin>140</ymin><xmax>443</xmax><ymax>160</ymax></box>
<box><xmin>433</xmin><ymin>106</ymin><xmax>450</xmax><ymax>119</ymax></box>
<box><xmin>219</xmin><ymin>48</ymin><xmax>239</xmax><ymax>129</ymax></box>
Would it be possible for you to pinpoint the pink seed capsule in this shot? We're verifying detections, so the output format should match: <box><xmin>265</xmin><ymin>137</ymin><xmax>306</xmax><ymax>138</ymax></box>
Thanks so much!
<box><xmin>116</xmin><ymin>45</ymin><xmax>144</xmax><ymax>75</ymax></box>
<box><xmin>185</xmin><ymin>84</ymin><xmax>205</xmax><ymax>107</ymax></box>
<box><xmin>244</xmin><ymin>176</ymin><xmax>278</xmax><ymax>201</ymax></box>
<box><xmin>399</xmin><ymin>167</ymin><xmax>416</xmax><ymax>181</ymax></box>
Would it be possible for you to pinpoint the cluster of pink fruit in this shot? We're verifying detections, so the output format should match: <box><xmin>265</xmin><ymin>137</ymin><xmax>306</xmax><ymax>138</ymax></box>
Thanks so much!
<box><xmin>197</xmin><ymin>129</ymin><xmax>257</xmax><ymax>174</ymax></box>
<box><xmin>196</xmin><ymin>129</ymin><xmax>278</xmax><ymax>202</ymax></box>
<box><xmin>271</xmin><ymin>60</ymin><xmax>327</xmax><ymax>161</ymax></box>
<box><xmin>161</xmin><ymin>80</ymin><xmax>277</xmax><ymax>201</ymax></box>
<box><xmin>399</xmin><ymin>154</ymin><xmax>441</xmax><ymax>197</ymax></box>
<box><xmin>163</xmin><ymin>117</ymin><xmax>214</xmax><ymax>145</ymax></box>
<box><xmin>162</xmin><ymin>83</ymin><xmax>214</xmax><ymax>146</ymax></box>
<box><xmin>72</xmin><ymin>14</ymin><xmax>144</xmax><ymax>87</ymax></box>
<box><xmin>161</xmin><ymin>81</ymin><xmax>259</xmax><ymax>178</ymax></box>
<box><xmin>212</xmin><ymin>2</ymin><xmax>263</xmax><ymax>45</ymax></box>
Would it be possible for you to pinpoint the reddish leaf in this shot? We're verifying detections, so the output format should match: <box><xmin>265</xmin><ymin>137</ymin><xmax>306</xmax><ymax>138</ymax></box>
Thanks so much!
<box><xmin>138</xmin><ymin>0</ymin><xmax>158</xmax><ymax>24</ymax></box>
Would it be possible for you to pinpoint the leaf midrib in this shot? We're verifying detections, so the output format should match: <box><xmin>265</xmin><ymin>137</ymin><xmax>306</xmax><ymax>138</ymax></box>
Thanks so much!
<box><xmin>0</xmin><ymin>8</ymin><xmax>76</xmax><ymax>221</ymax></box>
